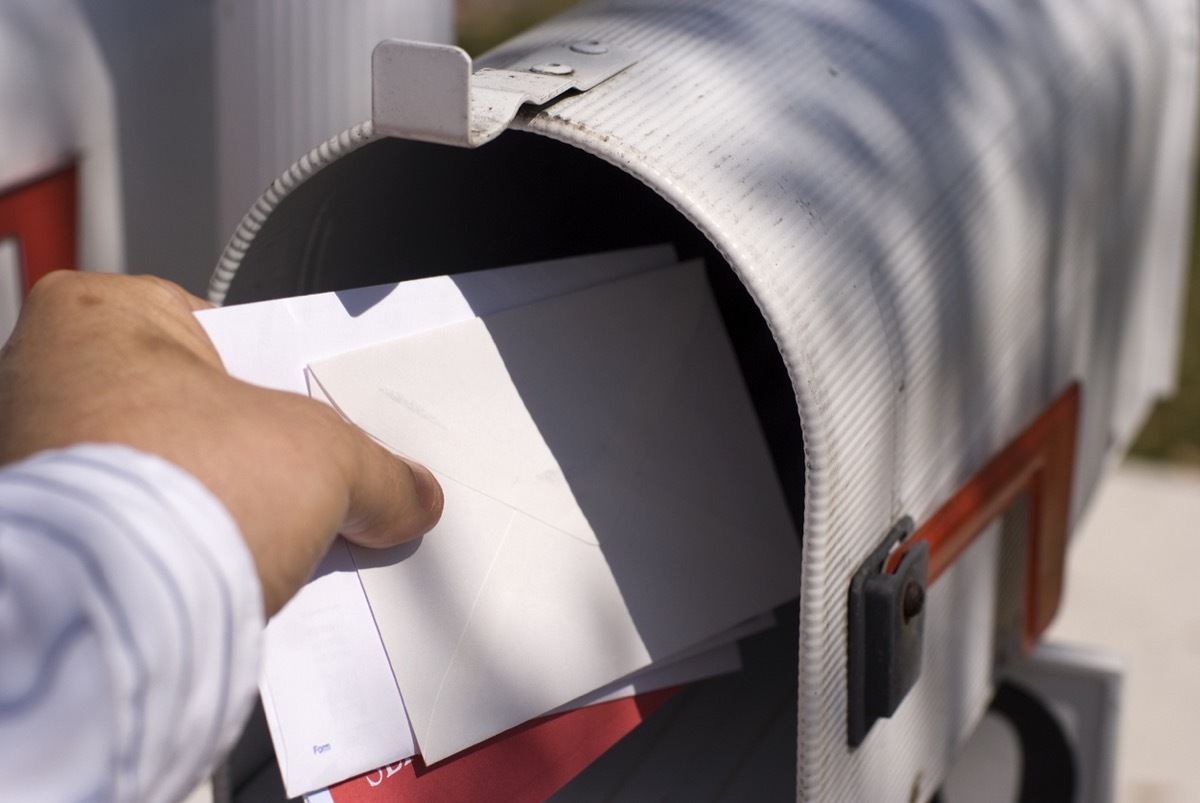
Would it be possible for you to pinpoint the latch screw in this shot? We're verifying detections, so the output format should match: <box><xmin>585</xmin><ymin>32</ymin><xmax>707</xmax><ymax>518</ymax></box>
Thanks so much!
<box><xmin>570</xmin><ymin>40</ymin><xmax>610</xmax><ymax>55</ymax></box>
<box><xmin>530</xmin><ymin>62</ymin><xmax>575</xmax><ymax>76</ymax></box>
<box><xmin>901</xmin><ymin>581</ymin><xmax>925</xmax><ymax>623</ymax></box>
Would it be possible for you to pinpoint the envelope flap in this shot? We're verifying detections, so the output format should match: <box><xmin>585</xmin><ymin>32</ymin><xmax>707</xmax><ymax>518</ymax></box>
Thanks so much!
<box><xmin>310</xmin><ymin>317</ymin><xmax>597</xmax><ymax>543</ymax></box>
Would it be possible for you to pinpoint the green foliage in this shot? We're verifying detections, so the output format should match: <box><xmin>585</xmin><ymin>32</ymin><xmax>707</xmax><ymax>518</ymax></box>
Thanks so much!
<box><xmin>457</xmin><ymin>0</ymin><xmax>580</xmax><ymax>56</ymax></box>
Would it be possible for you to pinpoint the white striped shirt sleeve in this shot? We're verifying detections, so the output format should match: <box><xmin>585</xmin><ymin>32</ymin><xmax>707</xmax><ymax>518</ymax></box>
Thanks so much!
<box><xmin>0</xmin><ymin>444</ymin><xmax>264</xmax><ymax>803</ymax></box>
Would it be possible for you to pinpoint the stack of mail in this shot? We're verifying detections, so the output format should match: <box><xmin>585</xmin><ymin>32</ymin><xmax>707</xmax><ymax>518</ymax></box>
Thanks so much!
<box><xmin>197</xmin><ymin>246</ymin><xmax>803</xmax><ymax>798</ymax></box>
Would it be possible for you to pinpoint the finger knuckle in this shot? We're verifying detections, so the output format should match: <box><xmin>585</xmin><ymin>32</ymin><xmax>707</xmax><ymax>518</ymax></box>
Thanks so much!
<box><xmin>26</xmin><ymin>269</ymin><xmax>84</xmax><ymax>303</ymax></box>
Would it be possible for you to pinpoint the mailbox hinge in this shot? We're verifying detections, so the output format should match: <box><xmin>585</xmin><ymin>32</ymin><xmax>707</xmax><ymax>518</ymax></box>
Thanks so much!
<box><xmin>846</xmin><ymin>516</ymin><xmax>928</xmax><ymax>747</ymax></box>
<box><xmin>372</xmin><ymin>39</ymin><xmax>638</xmax><ymax>149</ymax></box>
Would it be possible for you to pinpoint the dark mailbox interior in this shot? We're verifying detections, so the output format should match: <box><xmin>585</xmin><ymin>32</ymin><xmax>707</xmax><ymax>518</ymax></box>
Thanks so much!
<box><xmin>222</xmin><ymin>130</ymin><xmax>805</xmax><ymax>800</ymax></box>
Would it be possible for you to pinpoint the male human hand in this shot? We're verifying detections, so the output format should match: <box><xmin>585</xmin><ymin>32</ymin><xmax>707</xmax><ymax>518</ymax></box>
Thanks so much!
<box><xmin>0</xmin><ymin>271</ymin><xmax>443</xmax><ymax>615</ymax></box>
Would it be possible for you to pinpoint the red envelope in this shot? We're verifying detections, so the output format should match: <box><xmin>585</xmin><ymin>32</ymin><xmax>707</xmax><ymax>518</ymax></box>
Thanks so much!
<box><xmin>325</xmin><ymin>687</ymin><xmax>679</xmax><ymax>803</ymax></box>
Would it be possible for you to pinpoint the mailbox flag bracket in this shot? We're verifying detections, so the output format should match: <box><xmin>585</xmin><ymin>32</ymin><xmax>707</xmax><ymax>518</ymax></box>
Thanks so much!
<box><xmin>847</xmin><ymin>517</ymin><xmax>929</xmax><ymax>748</ymax></box>
<box><xmin>372</xmin><ymin>39</ymin><xmax>638</xmax><ymax>149</ymax></box>
<box><xmin>886</xmin><ymin>384</ymin><xmax>1081</xmax><ymax>654</ymax></box>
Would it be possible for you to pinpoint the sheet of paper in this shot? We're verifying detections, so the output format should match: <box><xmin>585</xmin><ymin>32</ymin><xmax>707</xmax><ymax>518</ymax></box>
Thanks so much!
<box><xmin>314</xmin><ymin>687</ymin><xmax>683</xmax><ymax>803</ymax></box>
<box><xmin>258</xmin><ymin>545</ymin><xmax>416</xmax><ymax>794</ymax></box>
<box><xmin>302</xmin><ymin>633</ymin><xmax>747</xmax><ymax>803</ymax></box>
<box><xmin>549</xmin><ymin>611</ymin><xmax>775</xmax><ymax>714</ymax></box>
<box><xmin>196</xmin><ymin>246</ymin><xmax>678</xmax><ymax>796</ymax></box>
<box><xmin>202</xmin><ymin>244</ymin><xmax>679</xmax><ymax>396</ymax></box>
<box><xmin>308</xmin><ymin>261</ymin><xmax>803</xmax><ymax>763</ymax></box>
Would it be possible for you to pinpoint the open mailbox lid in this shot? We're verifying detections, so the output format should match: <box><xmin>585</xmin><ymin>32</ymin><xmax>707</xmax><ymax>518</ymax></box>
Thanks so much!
<box><xmin>211</xmin><ymin>0</ymin><xmax>1198</xmax><ymax>799</ymax></box>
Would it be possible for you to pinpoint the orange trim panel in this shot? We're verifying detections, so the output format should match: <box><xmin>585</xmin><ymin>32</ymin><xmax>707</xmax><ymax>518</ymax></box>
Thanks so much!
<box><xmin>886</xmin><ymin>384</ymin><xmax>1080</xmax><ymax>653</ymax></box>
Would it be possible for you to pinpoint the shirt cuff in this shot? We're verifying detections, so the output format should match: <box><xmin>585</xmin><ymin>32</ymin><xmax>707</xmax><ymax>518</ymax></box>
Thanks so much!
<box><xmin>0</xmin><ymin>444</ymin><xmax>263</xmax><ymax>802</ymax></box>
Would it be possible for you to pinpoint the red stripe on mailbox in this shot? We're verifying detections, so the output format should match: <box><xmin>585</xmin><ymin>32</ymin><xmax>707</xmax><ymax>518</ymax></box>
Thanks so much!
<box><xmin>0</xmin><ymin>164</ymin><xmax>79</xmax><ymax>294</ymax></box>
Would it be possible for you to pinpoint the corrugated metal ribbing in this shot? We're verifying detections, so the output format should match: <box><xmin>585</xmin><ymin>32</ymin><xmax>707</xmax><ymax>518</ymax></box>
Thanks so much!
<box><xmin>211</xmin><ymin>0</ymin><xmax>1197</xmax><ymax>797</ymax></box>
<box><xmin>494</xmin><ymin>0</ymin><xmax>1196</xmax><ymax>798</ymax></box>
<box><xmin>487</xmin><ymin>9</ymin><xmax>890</xmax><ymax>794</ymax></box>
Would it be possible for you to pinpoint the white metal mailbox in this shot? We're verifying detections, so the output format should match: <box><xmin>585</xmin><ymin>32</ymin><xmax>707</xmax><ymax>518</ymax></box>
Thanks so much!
<box><xmin>211</xmin><ymin>0</ymin><xmax>1198</xmax><ymax>799</ymax></box>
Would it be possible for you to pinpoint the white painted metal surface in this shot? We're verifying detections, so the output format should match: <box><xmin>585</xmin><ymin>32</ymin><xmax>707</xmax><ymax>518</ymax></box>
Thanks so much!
<box><xmin>372</xmin><ymin>40</ymin><xmax>638</xmax><ymax>148</ymax></box>
<box><xmin>215</xmin><ymin>0</ymin><xmax>453</xmax><ymax>244</ymax></box>
<box><xmin>211</xmin><ymin>0</ymin><xmax>1198</xmax><ymax>798</ymax></box>
<box><xmin>1005</xmin><ymin>643</ymin><xmax>1124</xmax><ymax>803</ymax></box>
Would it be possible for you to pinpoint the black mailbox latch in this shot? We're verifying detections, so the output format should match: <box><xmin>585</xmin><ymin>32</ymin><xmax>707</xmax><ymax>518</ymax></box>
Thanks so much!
<box><xmin>847</xmin><ymin>516</ymin><xmax>929</xmax><ymax>747</ymax></box>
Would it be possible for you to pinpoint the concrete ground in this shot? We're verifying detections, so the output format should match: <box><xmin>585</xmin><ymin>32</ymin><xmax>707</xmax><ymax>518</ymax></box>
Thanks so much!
<box><xmin>1046</xmin><ymin>460</ymin><xmax>1200</xmax><ymax>803</ymax></box>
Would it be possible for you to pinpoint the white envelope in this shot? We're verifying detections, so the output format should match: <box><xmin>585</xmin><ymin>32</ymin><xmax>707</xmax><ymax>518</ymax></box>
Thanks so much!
<box><xmin>196</xmin><ymin>246</ymin><xmax>680</xmax><ymax>796</ymax></box>
<box><xmin>308</xmin><ymin>261</ymin><xmax>802</xmax><ymax>763</ymax></box>
<box><xmin>548</xmin><ymin>611</ymin><xmax>775</xmax><ymax>714</ymax></box>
